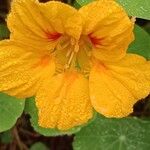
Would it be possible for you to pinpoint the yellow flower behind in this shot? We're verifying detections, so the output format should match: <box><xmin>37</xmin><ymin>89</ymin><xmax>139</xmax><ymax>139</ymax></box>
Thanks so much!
<box><xmin>0</xmin><ymin>0</ymin><xmax>150</xmax><ymax>130</ymax></box>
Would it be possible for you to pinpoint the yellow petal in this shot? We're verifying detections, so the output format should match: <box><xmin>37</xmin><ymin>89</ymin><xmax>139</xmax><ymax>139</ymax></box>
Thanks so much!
<box><xmin>38</xmin><ymin>1</ymin><xmax>82</xmax><ymax>40</ymax></box>
<box><xmin>89</xmin><ymin>54</ymin><xmax>150</xmax><ymax>118</ymax></box>
<box><xmin>36</xmin><ymin>71</ymin><xmax>93</xmax><ymax>130</ymax></box>
<box><xmin>79</xmin><ymin>0</ymin><xmax>134</xmax><ymax>62</ymax></box>
<box><xmin>0</xmin><ymin>40</ymin><xmax>55</xmax><ymax>98</ymax></box>
<box><xmin>7</xmin><ymin>0</ymin><xmax>82</xmax><ymax>53</ymax></box>
<box><xmin>7</xmin><ymin>0</ymin><xmax>54</xmax><ymax>52</ymax></box>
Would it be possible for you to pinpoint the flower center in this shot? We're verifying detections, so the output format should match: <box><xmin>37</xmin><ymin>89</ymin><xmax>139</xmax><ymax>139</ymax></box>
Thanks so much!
<box><xmin>65</xmin><ymin>38</ymin><xmax>79</xmax><ymax>68</ymax></box>
<box><xmin>54</xmin><ymin>34</ymin><xmax>103</xmax><ymax>71</ymax></box>
<box><xmin>56</xmin><ymin>35</ymin><xmax>94</xmax><ymax>71</ymax></box>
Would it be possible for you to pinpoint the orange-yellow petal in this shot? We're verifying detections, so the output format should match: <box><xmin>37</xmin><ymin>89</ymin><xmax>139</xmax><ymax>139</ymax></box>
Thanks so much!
<box><xmin>38</xmin><ymin>1</ymin><xmax>82</xmax><ymax>40</ymax></box>
<box><xmin>0</xmin><ymin>40</ymin><xmax>55</xmax><ymax>98</ymax></box>
<box><xmin>7</xmin><ymin>0</ymin><xmax>82</xmax><ymax>53</ymax></box>
<box><xmin>36</xmin><ymin>71</ymin><xmax>93</xmax><ymax>130</ymax></box>
<box><xmin>7</xmin><ymin>0</ymin><xmax>55</xmax><ymax>52</ymax></box>
<box><xmin>89</xmin><ymin>54</ymin><xmax>150</xmax><ymax>118</ymax></box>
<box><xmin>79</xmin><ymin>0</ymin><xmax>134</xmax><ymax>62</ymax></box>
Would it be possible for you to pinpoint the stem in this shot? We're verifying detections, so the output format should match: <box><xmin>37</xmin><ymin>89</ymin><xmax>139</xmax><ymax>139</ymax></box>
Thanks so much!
<box><xmin>13</xmin><ymin>127</ymin><xmax>28</xmax><ymax>150</ymax></box>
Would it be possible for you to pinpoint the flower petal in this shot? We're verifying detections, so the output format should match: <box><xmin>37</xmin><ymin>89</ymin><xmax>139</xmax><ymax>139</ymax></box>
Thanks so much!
<box><xmin>0</xmin><ymin>40</ymin><xmax>55</xmax><ymax>98</ymax></box>
<box><xmin>7</xmin><ymin>0</ymin><xmax>54</xmax><ymax>52</ymax></box>
<box><xmin>7</xmin><ymin>0</ymin><xmax>82</xmax><ymax>52</ymax></box>
<box><xmin>79</xmin><ymin>0</ymin><xmax>134</xmax><ymax>62</ymax></box>
<box><xmin>89</xmin><ymin>54</ymin><xmax>150</xmax><ymax>117</ymax></box>
<box><xmin>39</xmin><ymin>1</ymin><xmax>82</xmax><ymax>40</ymax></box>
<box><xmin>36</xmin><ymin>71</ymin><xmax>93</xmax><ymax>130</ymax></box>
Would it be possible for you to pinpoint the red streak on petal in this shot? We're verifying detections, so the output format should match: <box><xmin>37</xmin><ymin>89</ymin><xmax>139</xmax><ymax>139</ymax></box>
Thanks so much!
<box><xmin>32</xmin><ymin>55</ymin><xmax>50</xmax><ymax>68</ymax></box>
<box><xmin>88</xmin><ymin>33</ymin><xmax>104</xmax><ymax>46</ymax></box>
<box><xmin>40</xmin><ymin>55</ymin><xmax>50</xmax><ymax>67</ymax></box>
<box><xmin>46</xmin><ymin>32</ymin><xmax>61</xmax><ymax>41</ymax></box>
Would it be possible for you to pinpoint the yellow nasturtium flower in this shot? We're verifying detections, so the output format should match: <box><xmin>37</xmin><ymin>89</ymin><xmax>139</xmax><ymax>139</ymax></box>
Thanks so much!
<box><xmin>0</xmin><ymin>0</ymin><xmax>150</xmax><ymax>130</ymax></box>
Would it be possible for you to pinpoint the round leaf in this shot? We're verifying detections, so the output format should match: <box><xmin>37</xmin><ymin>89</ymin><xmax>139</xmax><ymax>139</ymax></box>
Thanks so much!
<box><xmin>117</xmin><ymin>0</ymin><xmax>150</xmax><ymax>20</ymax></box>
<box><xmin>0</xmin><ymin>24</ymin><xmax>10</xmax><ymax>40</ymax></box>
<box><xmin>30</xmin><ymin>142</ymin><xmax>49</xmax><ymax>150</ymax></box>
<box><xmin>128</xmin><ymin>25</ymin><xmax>150</xmax><ymax>59</ymax></box>
<box><xmin>74</xmin><ymin>115</ymin><xmax>150</xmax><ymax>150</ymax></box>
<box><xmin>75</xmin><ymin>0</ymin><xmax>150</xmax><ymax>20</ymax></box>
<box><xmin>0</xmin><ymin>93</ymin><xmax>25</xmax><ymax>132</ymax></box>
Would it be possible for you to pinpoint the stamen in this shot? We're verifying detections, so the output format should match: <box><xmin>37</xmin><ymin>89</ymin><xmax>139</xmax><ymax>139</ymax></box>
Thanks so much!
<box><xmin>56</xmin><ymin>36</ymin><xmax>70</xmax><ymax>51</ymax></box>
<box><xmin>65</xmin><ymin>39</ymin><xmax>79</xmax><ymax>69</ymax></box>
<box><xmin>62</xmin><ymin>42</ymin><xmax>70</xmax><ymax>49</ymax></box>
<box><xmin>68</xmin><ymin>51</ymin><xmax>75</xmax><ymax>67</ymax></box>
<box><xmin>66</xmin><ymin>48</ymin><xmax>72</xmax><ymax>57</ymax></box>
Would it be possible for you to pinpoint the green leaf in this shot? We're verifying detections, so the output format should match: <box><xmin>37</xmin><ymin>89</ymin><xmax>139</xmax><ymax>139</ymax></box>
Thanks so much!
<box><xmin>74</xmin><ymin>115</ymin><xmax>150</xmax><ymax>150</ymax></box>
<box><xmin>25</xmin><ymin>97</ymin><xmax>83</xmax><ymax>136</ymax></box>
<box><xmin>128</xmin><ymin>25</ymin><xmax>150</xmax><ymax>59</ymax></box>
<box><xmin>74</xmin><ymin>1</ymin><xmax>81</xmax><ymax>9</ymax></box>
<box><xmin>117</xmin><ymin>0</ymin><xmax>150</xmax><ymax>20</ymax></box>
<box><xmin>144</xmin><ymin>24</ymin><xmax>150</xmax><ymax>35</ymax></box>
<box><xmin>0</xmin><ymin>24</ymin><xmax>10</xmax><ymax>40</ymax></box>
<box><xmin>75</xmin><ymin>0</ymin><xmax>94</xmax><ymax>6</ymax></box>
<box><xmin>30</xmin><ymin>142</ymin><xmax>49</xmax><ymax>150</ymax></box>
<box><xmin>0</xmin><ymin>93</ymin><xmax>25</xmax><ymax>132</ymax></box>
<box><xmin>75</xmin><ymin>0</ymin><xmax>150</xmax><ymax>20</ymax></box>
